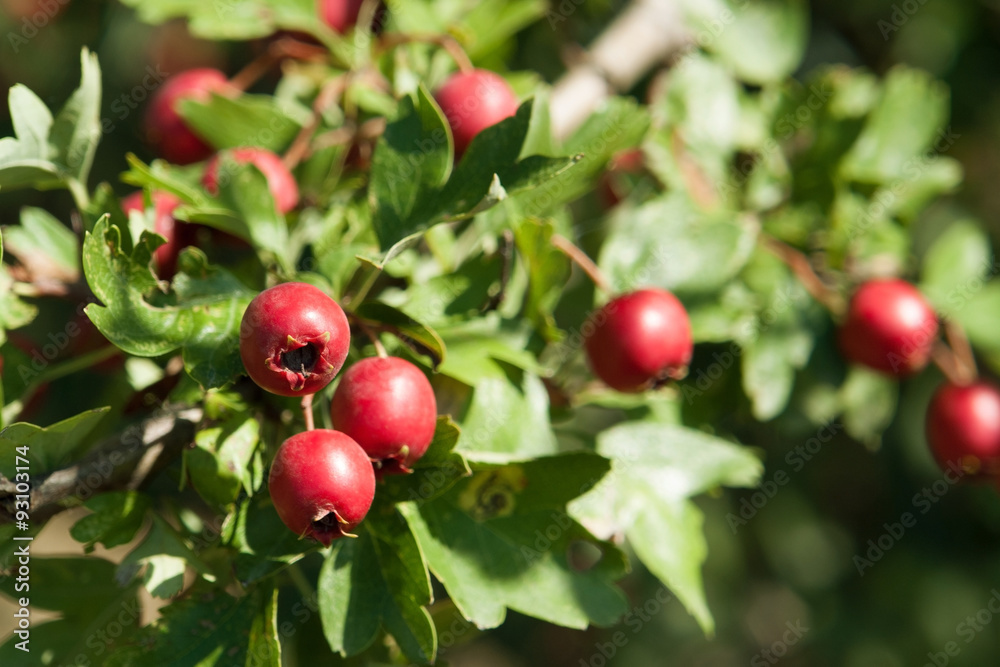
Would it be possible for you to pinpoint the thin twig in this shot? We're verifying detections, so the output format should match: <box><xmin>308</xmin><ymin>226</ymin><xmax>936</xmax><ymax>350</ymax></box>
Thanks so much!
<box><xmin>379</xmin><ymin>33</ymin><xmax>474</xmax><ymax>73</ymax></box>
<box><xmin>761</xmin><ymin>236</ymin><xmax>845</xmax><ymax>316</ymax></box>
<box><xmin>229</xmin><ymin>37</ymin><xmax>329</xmax><ymax>92</ymax></box>
<box><xmin>301</xmin><ymin>394</ymin><xmax>315</xmax><ymax>431</ymax></box>
<box><xmin>931</xmin><ymin>341</ymin><xmax>971</xmax><ymax>387</ymax></box>
<box><xmin>283</xmin><ymin>74</ymin><xmax>352</xmax><ymax>169</ymax></box>
<box><xmin>551</xmin><ymin>234</ymin><xmax>613</xmax><ymax>294</ymax></box>
<box><xmin>939</xmin><ymin>321</ymin><xmax>978</xmax><ymax>385</ymax></box>
<box><xmin>357</xmin><ymin>320</ymin><xmax>388</xmax><ymax>358</ymax></box>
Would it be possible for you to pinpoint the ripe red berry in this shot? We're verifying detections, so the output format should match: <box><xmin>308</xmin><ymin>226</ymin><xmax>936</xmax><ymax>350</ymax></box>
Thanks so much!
<box><xmin>202</xmin><ymin>147</ymin><xmax>300</xmax><ymax>214</ymax></box>
<box><xmin>584</xmin><ymin>288</ymin><xmax>693</xmax><ymax>393</ymax></box>
<box><xmin>319</xmin><ymin>0</ymin><xmax>364</xmax><ymax>32</ymax></box>
<box><xmin>144</xmin><ymin>68</ymin><xmax>233</xmax><ymax>165</ymax></box>
<box><xmin>239</xmin><ymin>282</ymin><xmax>350</xmax><ymax>396</ymax></box>
<box><xmin>331</xmin><ymin>356</ymin><xmax>437</xmax><ymax>475</ymax></box>
<box><xmin>121</xmin><ymin>191</ymin><xmax>194</xmax><ymax>278</ymax></box>
<box><xmin>268</xmin><ymin>429</ymin><xmax>375</xmax><ymax>545</ymax></box>
<box><xmin>434</xmin><ymin>69</ymin><xmax>520</xmax><ymax>156</ymax></box>
<box><xmin>926</xmin><ymin>381</ymin><xmax>1000</xmax><ymax>477</ymax></box>
<box><xmin>838</xmin><ymin>279</ymin><xmax>938</xmax><ymax>376</ymax></box>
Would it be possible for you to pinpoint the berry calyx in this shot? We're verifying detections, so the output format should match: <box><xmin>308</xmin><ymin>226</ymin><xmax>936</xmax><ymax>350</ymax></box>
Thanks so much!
<box><xmin>202</xmin><ymin>147</ymin><xmax>300</xmax><ymax>214</ymax></box>
<box><xmin>144</xmin><ymin>68</ymin><xmax>233</xmax><ymax>165</ymax></box>
<box><xmin>584</xmin><ymin>288</ymin><xmax>693</xmax><ymax>393</ymax></box>
<box><xmin>838</xmin><ymin>279</ymin><xmax>938</xmax><ymax>376</ymax></box>
<box><xmin>330</xmin><ymin>356</ymin><xmax>438</xmax><ymax>475</ymax></box>
<box><xmin>239</xmin><ymin>282</ymin><xmax>350</xmax><ymax>396</ymax></box>
<box><xmin>121</xmin><ymin>190</ymin><xmax>193</xmax><ymax>278</ymax></box>
<box><xmin>926</xmin><ymin>381</ymin><xmax>1000</xmax><ymax>477</ymax></box>
<box><xmin>268</xmin><ymin>429</ymin><xmax>375</xmax><ymax>545</ymax></box>
<box><xmin>434</xmin><ymin>69</ymin><xmax>520</xmax><ymax>156</ymax></box>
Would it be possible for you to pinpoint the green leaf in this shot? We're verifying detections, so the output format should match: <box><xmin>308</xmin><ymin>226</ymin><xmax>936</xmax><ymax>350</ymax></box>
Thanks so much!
<box><xmin>105</xmin><ymin>580</ymin><xmax>269</xmax><ymax>666</ymax></box>
<box><xmin>247</xmin><ymin>584</ymin><xmax>281</xmax><ymax>667</ymax></box>
<box><xmin>839</xmin><ymin>367</ymin><xmax>898</xmax><ymax>447</ymax></box>
<box><xmin>741</xmin><ymin>324</ymin><xmax>814</xmax><ymax>421</ymax></box>
<box><xmin>517</xmin><ymin>96</ymin><xmax>650</xmax><ymax>216</ymax></box>
<box><xmin>570</xmin><ymin>421</ymin><xmax>762</xmax><ymax>633</ymax></box>
<box><xmin>840</xmin><ymin>66</ymin><xmax>950</xmax><ymax>184</ymax></box>
<box><xmin>229</xmin><ymin>496</ymin><xmax>318</xmax><ymax>585</ymax></box>
<box><xmin>71</xmin><ymin>491</ymin><xmax>151</xmax><ymax>552</ymax></box>
<box><xmin>457</xmin><ymin>367</ymin><xmax>559</xmax><ymax>463</ymax></box>
<box><xmin>514</xmin><ymin>217</ymin><xmax>571</xmax><ymax>340</ymax></box>
<box><xmin>0</xmin><ymin>407</ymin><xmax>110</xmax><ymax>476</ymax></box>
<box><xmin>353</xmin><ymin>301</ymin><xmax>447</xmax><ymax>368</ymax></box>
<box><xmin>83</xmin><ymin>218</ymin><xmax>254</xmax><ymax>389</ymax></box>
<box><xmin>121</xmin><ymin>0</ymin><xmax>321</xmax><ymax>41</ymax></box>
<box><xmin>187</xmin><ymin>416</ymin><xmax>260</xmax><ymax>511</ymax></box>
<box><xmin>693</xmin><ymin>0</ymin><xmax>808</xmax><ymax>85</ymax></box>
<box><xmin>0</xmin><ymin>264</ymin><xmax>38</xmax><ymax>347</ymax></box>
<box><xmin>920</xmin><ymin>220</ymin><xmax>992</xmax><ymax>318</ymax></box>
<box><xmin>401</xmin><ymin>453</ymin><xmax>628</xmax><ymax>631</ymax></box>
<box><xmin>319</xmin><ymin>510</ymin><xmax>436</xmax><ymax>664</ymax></box>
<box><xmin>179</xmin><ymin>92</ymin><xmax>306</xmax><ymax>153</ymax></box>
<box><xmin>50</xmin><ymin>47</ymin><xmax>103</xmax><ymax>185</ymax></box>
<box><xmin>599</xmin><ymin>193</ymin><xmax>757</xmax><ymax>296</ymax></box>
<box><xmin>435</xmin><ymin>314</ymin><xmax>541</xmax><ymax>383</ymax></box>
<box><xmin>0</xmin><ymin>48</ymin><xmax>101</xmax><ymax>193</ymax></box>
<box><xmin>119</xmin><ymin>516</ymin><xmax>206</xmax><ymax>598</ymax></box>
<box><xmin>3</xmin><ymin>207</ymin><xmax>80</xmax><ymax>279</ymax></box>
<box><xmin>368</xmin><ymin>92</ymin><xmax>578</xmax><ymax>266</ymax></box>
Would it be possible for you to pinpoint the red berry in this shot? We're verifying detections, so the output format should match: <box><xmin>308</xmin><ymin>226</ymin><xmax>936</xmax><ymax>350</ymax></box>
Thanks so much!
<box><xmin>239</xmin><ymin>283</ymin><xmax>350</xmax><ymax>396</ymax></box>
<box><xmin>331</xmin><ymin>356</ymin><xmax>437</xmax><ymax>475</ymax></box>
<box><xmin>584</xmin><ymin>288</ymin><xmax>693</xmax><ymax>393</ymax></box>
<box><xmin>838</xmin><ymin>279</ymin><xmax>938</xmax><ymax>376</ymax></box>
<box><xmin>319</xmin><ymin>0</ymin><xmax>364</xmax><ymax>32</ymax></box>
<box><xmin>144</xmin><ymin>68</ymin><xmax>233</xmax><ymax>165</ymax></box>
<box><xmin>434</xmin><ymin>69</ymin><xmax>520</xmax><ymax>156</ymax></box>
<box><xmin>926</xmin><ymin>382</ymin><xmax>1000</xmax><ymax>477</ymax></box>
<box><xmin>268</xmin><ymin>429</ymin><xmax>375</xmax><ymax>545</ymax></box>
<box><xmin>121</xmin><ymin>191</ymin><xmax>194</xmax><ymax>278</ymax></box>
<box><xmin>202</xmin><ymin>147</ymin><xmax>300</xmax><ymax>214</ymax></box>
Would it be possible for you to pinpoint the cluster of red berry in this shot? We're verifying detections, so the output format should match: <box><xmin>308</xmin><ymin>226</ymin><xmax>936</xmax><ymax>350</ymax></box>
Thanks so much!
<box><xmin>838</xmin><ymin>279</ymin><xmax>1000</xmax><ymax>479</ymax></box>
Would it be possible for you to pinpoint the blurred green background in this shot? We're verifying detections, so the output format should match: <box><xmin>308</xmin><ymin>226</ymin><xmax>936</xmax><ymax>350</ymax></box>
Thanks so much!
<box><xmin>2</xmin><ymin>1</ymin><xmax>1000</xmax><ymax>665</ymax></box>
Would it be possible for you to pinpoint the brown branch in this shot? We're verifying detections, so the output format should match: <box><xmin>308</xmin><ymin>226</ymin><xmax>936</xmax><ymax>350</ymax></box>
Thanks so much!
<box><xmin>229</xmin><ymin>37</ymin><xmax>329</xmax><ymax>92</ymax></box>
<box><xmin>761</xmin><ymin>236</ymin><xmax>845</xmax><ymax>316</ymax></box>
<box><xmin>0</xmin><ymin>407</ymin><xmax>202</xmax><ymax>525</ymax></box>
<box><xmin>551</xmin><ymin>234</ymin><xmax>613</xmax><ymax>295</ymax></box>
<box><xmin>944</xmin><ymin>319</ymin><xmax>978</xmax><ymax>384</ymax></box>
<box><xmin>378</xmin><ymin>33</ymin><xmax>474</xmax><ymax>73</ymax></box>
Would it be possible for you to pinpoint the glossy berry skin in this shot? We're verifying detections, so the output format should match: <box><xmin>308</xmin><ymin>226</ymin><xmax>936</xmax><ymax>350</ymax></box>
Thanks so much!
<box><xmin>319</xmin><ymin>0</ymin><xmax>364</xmax><ymax>32</ymax></box>
<box><xmin>144</xmin><ymin>68</ymin><xmax>232</xmax><ymax>165</ymax></box>
<box><xmin>202</xmin><ymin>147</ymin><xmax>300</xmax><ymax>214</ymax></box>
<box><xmin>268</xmin><ymin>429</ymin><xmax>375</xmax><ymax>545</ymax></box>
<box><xmin>838</xmin><ymin>279</ymin><xmax>938</xmax><ymax>376</ymax></box>
<box><xmin>239</xmin><ymin>283</ymin><xmax>350</xmax><ymax>396</ymax></box>
<box><xmin>331</xmin><ymin>357</ymin><xmax>437</xmax><ymax>475</ymax></box>
<box><xmin>584</xmin><ymin>288</ymin><xmax>693</xmax><ymax>393</ymax></box>
<box><xmin>926</xmin><ymin>382</ymin><xmax>1000</xmax><ymax>477</ymax></box>
<box><xmin>121</xmin><ymin>191</ymin><xmax>193</xmax><ymax>278</ymax></box>
<box><xmin>435</xmin><ymin>69</ymin><xmax>520</xmax><ymax>156</ymax></box>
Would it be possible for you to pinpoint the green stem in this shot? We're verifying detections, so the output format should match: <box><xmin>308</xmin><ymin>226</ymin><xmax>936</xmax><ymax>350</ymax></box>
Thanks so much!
<box><xmin>67</xmin><ymin>178</ymin><xmax>91</xmax><ymax>213</ymax></box>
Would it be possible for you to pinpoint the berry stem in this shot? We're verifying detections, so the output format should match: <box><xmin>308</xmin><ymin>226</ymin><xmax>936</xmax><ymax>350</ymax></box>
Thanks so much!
<box><xmin>761</xmin><ymin>236</ymin><xmax>845</xmax><ymax>316</ymax></box>
<box><xmin>283</xmin><ymin>74</ymin><xmax>351</xmax><ymax>169</ymax></box>
<box><xmin>357</xmin><ymin>320</ymin><xmax>388</xmax><ymax>358</ymax></box>
<box><xmin>933</xmin><ymin>321</ymin><xmax>978</xmax><ymax>385</ymax></box>
<box><xmin>551</xmin><ymin>234</ymin><xmax>613</xmax><ymax>295</ymax></box>
<box><xmin>229</xmin><ymin>37</ymin><xmax>329</xmax><ymax>92</ymax></box>
<box><xmin>301</xmin><ymin>394</ymin><xmax>315</xmax><ymax>431</ymax></box>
